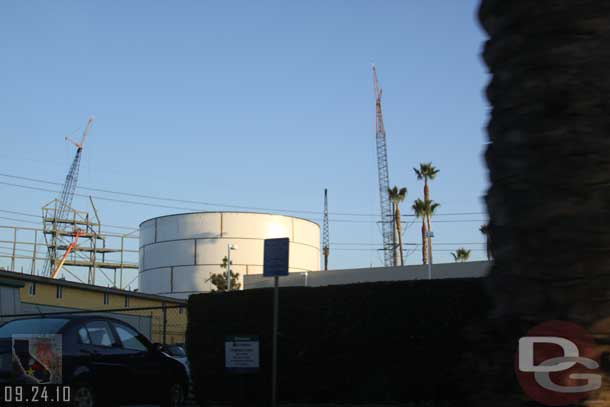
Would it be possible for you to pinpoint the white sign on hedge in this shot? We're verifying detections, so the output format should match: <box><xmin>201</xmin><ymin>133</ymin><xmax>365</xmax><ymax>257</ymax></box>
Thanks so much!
<box><xmin>225</xmin><ymin>335</ymin><xmax>260</xmax><ymax>374</ymax></box>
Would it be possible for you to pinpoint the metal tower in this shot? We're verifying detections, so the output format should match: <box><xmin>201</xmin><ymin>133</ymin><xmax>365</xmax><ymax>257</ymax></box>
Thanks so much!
<box><xmin>57</xmin><ymin>116</ymin><xmax>95</xmax><ymax>220</ymax></box>
<box><xmin>44</xmin><ymin>117</ymin><xmax>95</xmax><ymax>277</ymax></box>
<box><xmin>372</xmin><ymin>66</ymin><xmax>395</xmax><ymax>267</ymax></box>
<box><xmin>323</xmin><ymin>188</ymin><xmax>329</xmax><ymax>271</ymax></box>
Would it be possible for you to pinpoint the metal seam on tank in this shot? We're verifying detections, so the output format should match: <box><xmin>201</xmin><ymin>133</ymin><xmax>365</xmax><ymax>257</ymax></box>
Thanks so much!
<box><xmin>138</xmin><ymin>265</ymin><xmax>314</xmax><ymax>274</ymax></box>
<box><xmin>140</xmin><ymin>237</ymin><xmax>320</xmax><ymax>251</ymax></box>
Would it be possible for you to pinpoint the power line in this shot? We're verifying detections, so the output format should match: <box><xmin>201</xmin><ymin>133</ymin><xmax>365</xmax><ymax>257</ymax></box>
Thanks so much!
<box><xmin>0</xmin><ymin>180</ymin><xmax>488</xmax><ymax>225</ymax></box>
<box><xmin>0</xmin><ymin>208</ymin><xmax>486</xmax><ymax>249</ymax></box>
<box><xmin>0</xmin><ymin>172</ymin><xmax>487</xmax><ymax>218</ymax></box>
<box><xmin>0</xmin><ymin>216</ymin><xmax>40</xmax><ymax>225</ymax></box>
<box><xmin>333</xmin><ymin>248</ymin><xmax>486</xmax><ymax>252</ymax></box>
<box><xmin>0</xmin><ymin>211</ymin><xmax>136</xmax><ymax>232</ymax></box>
<box><xmin>332</xmin><ymin>242</ymin><xmax>486</xmax><ymax>246</ymax></box>
<box><xmin>0</xmin><ymin>209</ymin><xmax>39</xmax><ymax>218</ymax></box>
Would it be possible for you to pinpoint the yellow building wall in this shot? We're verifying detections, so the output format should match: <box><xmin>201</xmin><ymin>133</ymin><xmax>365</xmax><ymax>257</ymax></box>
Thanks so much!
<box><xmin>17</xmin><ymin>281</ymin><xmax>187</xmax><ymax>345</ymax></box>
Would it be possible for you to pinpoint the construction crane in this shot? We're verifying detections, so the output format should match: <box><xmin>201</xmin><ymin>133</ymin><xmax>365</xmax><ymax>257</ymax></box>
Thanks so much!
<box><xmin>44</xmin><ymin>116</ymin><xmax>95</xmax><ymax>277</ymax></box>
<box><xmin>372</xmin><ymin>65</ymin><xmax>395</xmax><ymax>267</ymax></box>
<box><xmin>57</xmin><ymin>116</ymin><xmax>95</xmax><ymax>219</ymax></box>
<box><xmin>51</xmin><ymin>229</ymin><xmax>82</xmax><ymax>279</ymax></box>
<box><xmin>323</xmin><ymin>188</ymin><xmax>329</xmax><ymax>271</ymax></box>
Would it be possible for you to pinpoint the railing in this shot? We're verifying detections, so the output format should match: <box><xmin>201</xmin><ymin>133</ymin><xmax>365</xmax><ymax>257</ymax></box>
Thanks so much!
<box><xmin>0</xmin><ymin>224</ymin><xmax>139</xmax><ymax>289</ymax></box>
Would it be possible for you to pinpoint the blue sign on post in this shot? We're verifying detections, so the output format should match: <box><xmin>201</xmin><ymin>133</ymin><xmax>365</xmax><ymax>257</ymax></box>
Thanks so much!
<box><xmin>263</xmin><ymin>238</ymin><xmax>289</xmax><ymax>277</ymax></box>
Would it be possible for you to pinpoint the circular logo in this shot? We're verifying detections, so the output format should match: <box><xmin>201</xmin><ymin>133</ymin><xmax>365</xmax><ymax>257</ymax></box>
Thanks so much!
<box><xmin>515</xmin><ymin>320</ymin><xmax>601</xmax><ymax>406</ymax></box>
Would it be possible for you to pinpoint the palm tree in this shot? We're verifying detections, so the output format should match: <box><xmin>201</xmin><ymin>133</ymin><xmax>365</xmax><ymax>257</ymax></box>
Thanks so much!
<box><xmin>424</xmin><ymin>199</ymin><xmax>440</xmax><ymax>264</ymax></box>
<box><xmin>412</xmin><ymin>199</ymin><xmax>440</xmax><ymax>265</ymax></box>
<box><xmin>413</xmin><ymin>163</ymin><xmax>439</xmax><ymax>262</ymax></box>
<box><xmin>451</xmin><ymin>248</ymin><xmax>471</xmax><ymax>262</ymax></box>
<box><xmin>474</xmin><ymin>1</ymin><xmax>610</xmax><ymax>404</ymax></box>
<box><xmin>412</xmin><ymin>199</ymin><xmax>428</xmax><ymax>265</ymax></box>
<box><xmin>388</xmin><ymin>186</ymin><xmax>407</xmax><ymax>266</ymax></box>
<box><xmin>479</xmin><ymin>224</ymin><xmax>492</xmax><ymax>260</ymax></box>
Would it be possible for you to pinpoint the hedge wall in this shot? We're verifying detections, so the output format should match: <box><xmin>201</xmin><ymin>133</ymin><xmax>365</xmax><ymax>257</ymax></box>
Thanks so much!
<box><xmin>186</xmin><ymin>278</ymin><xmax>490</xmax><ymax>405</ymax></box>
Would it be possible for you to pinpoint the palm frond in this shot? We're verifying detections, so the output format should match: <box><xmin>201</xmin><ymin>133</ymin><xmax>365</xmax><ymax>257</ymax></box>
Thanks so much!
<box><xmin>428</xmin><ymin>201</ymin><xmax>440</xmax><ymax>215</ymax></box>
<box><xmin>416</xmin><ymin>162</ymin><xmax>439</xmax><ymax>181</ymax></box>
<box><xmin>389</xmin><ymin>186</ymin><xmax>407</xmax><ymax>204</ymax></box>
<box><xmin>412</xmin><ymin>199</ymin><xmax>426</xmax><ymax>217</ymax></box>
<box><xmin>413</xmin><ymin>167</ymin><xmax>423</xmax><ymax>180</ymax></box>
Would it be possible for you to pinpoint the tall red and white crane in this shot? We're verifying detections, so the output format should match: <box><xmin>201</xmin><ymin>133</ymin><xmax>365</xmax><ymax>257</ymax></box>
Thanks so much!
<box><xmin>372</xmin><ymin>66</ymin><xmax>396</xmax><ymax>267</ymax></box>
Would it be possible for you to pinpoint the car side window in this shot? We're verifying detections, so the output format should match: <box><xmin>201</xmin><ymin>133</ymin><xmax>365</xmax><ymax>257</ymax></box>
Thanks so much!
<box><xmin>77</xmin><ymin>326</ymin><xmax>91</xmax><ymax>344</ymax></box>
<box><xmin>114</xmin><ymin>324</ymin><xmax>148</xmax><ymax>352</ymax></box>
<box><xmin>84</xmin><ymin>321</ymin><xmax>114</xmax><ymax>347</ymax></box>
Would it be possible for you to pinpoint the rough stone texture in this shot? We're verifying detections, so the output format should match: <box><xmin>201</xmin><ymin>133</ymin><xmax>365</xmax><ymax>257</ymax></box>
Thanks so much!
<box><xmin>476</xmin><ymin>0</ymin><xmax>610</xmax><ymax>405</ymax></box>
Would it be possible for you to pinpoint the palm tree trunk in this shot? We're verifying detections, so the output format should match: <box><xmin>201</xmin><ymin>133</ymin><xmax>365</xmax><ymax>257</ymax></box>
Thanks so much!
<box><xmin>424</xmin><ymin>179</ymin><xmax>433</xmax><ymax>264</ymax></box>
<box><xmin>396</xmin><ymin>207</ymin><xmax>404</xmax><ymax>266</ymax></box>
<box><xmin>469</xmin><ymin>1</ymin><xmax>610</xmax><ymax>404</ymax></box>
<box><xmin>392</xmin><ymin>202</ymin><xmax>399</xmax><ymax>266</ymax></box>
<box><xmin>421</xmin><ymin>220</ymin><xmax>427</xmax><ymax>265</ymax></box>
<box><xmin>426</xmin><ymin>215</ymin><xmax>433</xmax><ymax>264</ymax></box>
<box><xmin>424</xmin><ymin>179</ymin><xmax>429</xmax><ymax>202</ymax></box>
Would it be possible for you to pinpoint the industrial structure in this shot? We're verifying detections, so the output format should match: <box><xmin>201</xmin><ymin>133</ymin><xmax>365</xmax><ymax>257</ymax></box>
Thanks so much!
<box><xmin>0</xmin><ymin>223</ymin><xmax>138</xmax><ymax>288</ymax></box>
<box><xmin>0</xmin><ymin>118</ymin><xmax>139</xmax><ymax>288</ymax></box>
<box><xmin>373</xmin><ymin>66</ymin><xmax>396</xmax><ymax>267</ymax></box>
<box><xmin>36</xmin><ymin>117</ymin><xmax>138</xmax><ymax>285</ymax></box>
<box><xmin>322</xmin><ymin>189</ymin><xmax>329</xmax><ymax>271</ymax></box>
<box><xmin>139</xmin><ymin>212</ymin><xmax>320</xmax><ymax>299</ymax></box>
<box><xmin>1</xmin><ymin>68</ymin><xmax>416</xmax><ymax>294</ymax></box>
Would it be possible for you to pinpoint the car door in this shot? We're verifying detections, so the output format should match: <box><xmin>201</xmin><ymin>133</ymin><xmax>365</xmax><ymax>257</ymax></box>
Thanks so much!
<box><xmin>109</xmin><ymin>321</ymin><xmax>164</xmax><ymax>403</ymax></box>
<box><xmin>80</xmin><ymin>320</ymin><xmax>131</xmax><ymax>403</ymax></box>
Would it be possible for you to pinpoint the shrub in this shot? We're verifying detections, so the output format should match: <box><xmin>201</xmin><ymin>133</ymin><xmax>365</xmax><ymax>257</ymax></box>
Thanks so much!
<box><xmin>186</xmin><ymin>278</ymin><xmax>490</xmax><ymax>405</ymax></box>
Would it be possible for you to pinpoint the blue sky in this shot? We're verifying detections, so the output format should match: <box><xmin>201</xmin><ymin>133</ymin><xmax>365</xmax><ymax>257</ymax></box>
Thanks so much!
<box><xmin>0</xmin><ymin>1</ymin><xmax>489</xmax><ymax>271</ymax></box>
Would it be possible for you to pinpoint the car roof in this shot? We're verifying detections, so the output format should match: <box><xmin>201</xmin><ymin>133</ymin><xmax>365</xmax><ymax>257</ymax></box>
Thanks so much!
<box><xmin>2</xmin><ymin>314</ymin><xmax>131</xmax><ymax>325</ymax></box>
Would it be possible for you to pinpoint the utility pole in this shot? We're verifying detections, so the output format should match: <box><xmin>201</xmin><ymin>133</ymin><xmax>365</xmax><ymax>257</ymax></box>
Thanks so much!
<box><xmin>322</xmin><ymin>189</ymin><xmax>329</xmax><ymax>271</ymax></box>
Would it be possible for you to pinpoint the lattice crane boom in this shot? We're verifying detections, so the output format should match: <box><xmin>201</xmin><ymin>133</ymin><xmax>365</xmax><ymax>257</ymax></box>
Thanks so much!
<box><xmin>58</xmin><ymin>117</ymin><xmax>94</xmax><ymax>216</ymax></box>
<box><xmin>372</xmin><ymin>65</ymin><xmax>395</xmax><ymax>267</ymax></box>
<box><xmin>45</xmin><ymin>116</ymin><xmax>95</xmax><ymax>277</ymax></box>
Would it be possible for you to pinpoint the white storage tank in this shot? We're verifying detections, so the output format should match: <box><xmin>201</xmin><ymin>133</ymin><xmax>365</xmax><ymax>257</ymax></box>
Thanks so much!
<box><xmin>138</xmin><ymin>212</ymin><xmax>320</xmax><ymax>298</ymax></box>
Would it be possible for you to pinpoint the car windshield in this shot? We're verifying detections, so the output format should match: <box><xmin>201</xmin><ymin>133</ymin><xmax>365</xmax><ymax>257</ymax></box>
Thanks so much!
<box><xmin>164</xmin><ymin>345</ymin><xmax>186</xmax><ymax>357</ymax></box>
<box><xmin>0</xmin><ymin>318</ymin><xmax>69</xmax><ymax>336</ymax></box>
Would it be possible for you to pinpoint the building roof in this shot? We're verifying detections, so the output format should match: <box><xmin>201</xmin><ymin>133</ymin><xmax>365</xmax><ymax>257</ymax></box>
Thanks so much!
<box><xmin>0</xmin><ymin>270</ymin><xmax>186</xmax><ymax>305</ymax></box>
<box><xmin>0</xmin><ymin>278</ymin><xmax>25</xmax><ymax>288</ymax></box>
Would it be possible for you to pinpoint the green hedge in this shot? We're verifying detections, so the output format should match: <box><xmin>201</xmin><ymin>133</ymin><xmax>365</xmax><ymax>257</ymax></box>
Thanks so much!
<box><xmin>186</xmin><ymin>279</ymin><xmax>490</xmax><ymax>405</ymax></box>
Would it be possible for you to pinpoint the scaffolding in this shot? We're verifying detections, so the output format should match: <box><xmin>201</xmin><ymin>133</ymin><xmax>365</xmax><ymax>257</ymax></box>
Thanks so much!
<box><xmin>40</xmin><ymin>199</ymin><xmax>138</xmax><ymax>286</ymax></box>
<box><xmin>0</xmin><ymin>202</ymin><xmax>138</xmax><ymax>288</ymax></box>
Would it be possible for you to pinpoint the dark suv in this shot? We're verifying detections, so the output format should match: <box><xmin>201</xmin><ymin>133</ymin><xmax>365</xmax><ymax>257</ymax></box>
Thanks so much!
<box><xmin>0</xmin><ymin>315</ymin><xmax>188</xmax><ymax>407</ymax></box>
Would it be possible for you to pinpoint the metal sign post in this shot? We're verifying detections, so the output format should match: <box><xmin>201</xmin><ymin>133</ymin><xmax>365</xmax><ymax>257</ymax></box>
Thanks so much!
<box><xmin>263</xmin><ymin>237</ymin><xmax>290</xmax><ymax>407</ymax></box>
<box><xmin>426</xmin><ymin>231</ymin><xmax>434</xmax><ymax>280</ymax></box>
<box><xmin>272</xmin><ymin>275</ymin><xmax>279</xmax><ymax>407</ymax></box>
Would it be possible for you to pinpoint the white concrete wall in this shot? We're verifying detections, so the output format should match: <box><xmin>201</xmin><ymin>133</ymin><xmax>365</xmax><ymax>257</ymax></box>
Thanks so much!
<box><xmin>139</xmin><ymin>212</ymin><xmax>320</xmax><ymax>298</ymax></box>
<box><xmin>243</xmin><ymin>261</ymin><xmax>491</xmax><ymax>289</ymax></box>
